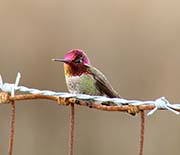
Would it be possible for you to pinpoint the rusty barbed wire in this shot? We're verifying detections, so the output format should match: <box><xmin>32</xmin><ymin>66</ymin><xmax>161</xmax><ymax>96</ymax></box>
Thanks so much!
<box><xmin>0</xmin><ymin>73</ymin><xmax>180</xmax><ymax>115</ymax></box>
<box><xmin>1</xmin><ymin>72</ymin><xmax>180</xmax><ymax>155</ymax></box>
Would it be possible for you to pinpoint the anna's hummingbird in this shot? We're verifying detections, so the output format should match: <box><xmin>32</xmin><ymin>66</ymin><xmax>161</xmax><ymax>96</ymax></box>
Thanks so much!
<box><xmin>53</xmin><ymin>49</ymin><xmax>120</xmax><ymax>98</ymax></box>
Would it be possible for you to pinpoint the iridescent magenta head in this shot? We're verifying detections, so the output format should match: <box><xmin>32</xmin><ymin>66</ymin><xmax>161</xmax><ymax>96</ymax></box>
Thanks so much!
<box><xmin>63</xmin><ymin>49</ymin><xmax>90</xmax><ymax>65</ymax></box>
<box><xmin>53</xmin><ymin>49</ymin><xmax>90</xmax><ymax>76</ymax></box>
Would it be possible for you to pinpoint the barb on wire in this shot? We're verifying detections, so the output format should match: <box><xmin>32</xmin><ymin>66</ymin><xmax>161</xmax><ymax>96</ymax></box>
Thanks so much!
<box><xmin>0</xmin><ymin>73</ymin><xmax>180</xmax><ymax>115</ymax></box>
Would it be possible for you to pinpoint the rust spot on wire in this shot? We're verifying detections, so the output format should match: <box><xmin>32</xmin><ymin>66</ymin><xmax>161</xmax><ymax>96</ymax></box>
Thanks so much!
<box><xmin>0</xmin><ymin>92</ymin><xmax>10</xmax><ymax>104</ymax></box>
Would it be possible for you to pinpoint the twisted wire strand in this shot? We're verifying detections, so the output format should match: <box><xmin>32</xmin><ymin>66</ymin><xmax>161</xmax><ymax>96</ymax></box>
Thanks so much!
<box><xmin>0</xmin><ymin>72</ymin><xmax>180</xmax><ymax>115</ymax></box>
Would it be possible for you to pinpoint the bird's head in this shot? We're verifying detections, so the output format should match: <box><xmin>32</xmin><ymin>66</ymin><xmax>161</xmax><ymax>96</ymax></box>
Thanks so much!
<box><xmin>53</xmin><ymin>49</ymin><xmax>90</xmax><ymax>76</ymax></box>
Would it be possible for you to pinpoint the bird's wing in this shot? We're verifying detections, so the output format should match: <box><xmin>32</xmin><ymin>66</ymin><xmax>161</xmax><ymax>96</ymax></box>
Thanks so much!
<box><xmin>85</xmin><ymin>65</ymin><xmax>121</xmax><ymax>98</ymax></box>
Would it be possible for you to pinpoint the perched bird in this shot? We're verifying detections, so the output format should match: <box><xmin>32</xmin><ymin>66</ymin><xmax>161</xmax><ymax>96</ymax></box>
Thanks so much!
<box><xmin>52</xmin><ymin>49</ymin><xmax>120</xmax><ymax>99</ymax></box>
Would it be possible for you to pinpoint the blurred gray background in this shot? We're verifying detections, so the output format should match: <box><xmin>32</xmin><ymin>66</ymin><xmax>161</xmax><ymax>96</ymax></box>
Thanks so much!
<box><xmin>0</xmin><ymin>0</ymin><xmax>180</xmax><ymax>155</ymax></box>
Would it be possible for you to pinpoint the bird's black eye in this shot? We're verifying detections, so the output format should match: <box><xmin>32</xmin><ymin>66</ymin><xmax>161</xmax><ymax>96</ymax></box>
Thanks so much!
<box><xmin>74</xmin><ymin>58</ymin><xmax>82</xmax><ymax>64</ymax></box>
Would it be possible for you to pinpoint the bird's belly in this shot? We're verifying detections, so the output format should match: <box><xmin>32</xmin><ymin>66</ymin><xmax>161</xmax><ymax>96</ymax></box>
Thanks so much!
<box><xmin>66</xmin><ymin>75</ymin><xmax>101</xmax><ymax>95</ymax></box>
<box><xmin>66</xmin><ymin>76</ymin><xmax>82</xmax><ymax>94</ymax></box>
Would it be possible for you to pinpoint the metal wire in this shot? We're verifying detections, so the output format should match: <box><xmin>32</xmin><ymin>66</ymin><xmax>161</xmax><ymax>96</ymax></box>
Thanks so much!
<box><xmin>0</xmin><ymin>72</ymin><xmax>180</xmax><ymax>115</ymax></box>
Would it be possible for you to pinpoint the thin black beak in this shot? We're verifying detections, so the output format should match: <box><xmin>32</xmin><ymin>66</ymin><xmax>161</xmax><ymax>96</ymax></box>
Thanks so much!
<box><xmin>52</xmin><ymin>58</ymin><xmax>70</xmax><ymax>63</ymax></box>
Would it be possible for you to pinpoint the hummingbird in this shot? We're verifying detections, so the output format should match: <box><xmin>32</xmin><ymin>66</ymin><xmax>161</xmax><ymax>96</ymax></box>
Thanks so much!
<box><xmin>52</xmin><ymin>49</ymin><xmax>121</xmax><ymax>99</ymax></box>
